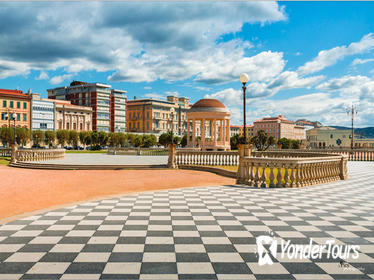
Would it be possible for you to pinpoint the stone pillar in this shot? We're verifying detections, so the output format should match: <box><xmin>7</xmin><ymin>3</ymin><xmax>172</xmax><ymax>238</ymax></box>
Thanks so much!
<box><xmin>226</xmin><ymin>119</ymin><xmax>230</xmax><ymax>143</ymax></box>
<box><xmin>187</xmin><ymin>120</ymin><xmax>190</xmax><ymax>147</ymax></box>
<box><xmin>213</xmin><ymin>119</ymin><xmax>217</xmax><ymax>145</ymax></box>
<box><xmin>10</xmin><ymin>143</ymin><xmax>17</xmax><ymax>164</ymax></box>
<box><xmin>192</xmin><ymin>119</ymin><xmax>196</xmax><ymax>148</ymax></box>
<box><xmin>168</xmin><ymin>143</ymin><xmax>177</xmax><ymax>169</ymax></box>
<box><xmin>210</xmin><ymin>120</ymin><xmax>213</xmax><ymax>140</ymax></box>
<box><xmin>201</xmin><ymin>119</ymin><xmax>205</xmax><ymax>150</ymax></box>
<box><xmin>219</xmin><ymin>120</ymin><xmax>223</xmax><ymax>142</ymax></box>
<box><xmin>236</xmin><ymin>144</ymin><xmax>252</xmax><ymax>184</ymax></box>
<box><xmin>340</xmin><ymin>156</ymin><xmax>348</xmax><ymax>180</ymax></box>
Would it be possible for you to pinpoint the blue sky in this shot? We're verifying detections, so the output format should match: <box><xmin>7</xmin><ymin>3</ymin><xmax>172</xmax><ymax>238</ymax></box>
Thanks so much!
<box><xmin>1</xmin><ymin>2</ymin><xmax>374</xmax><ymax>126</ymax></box>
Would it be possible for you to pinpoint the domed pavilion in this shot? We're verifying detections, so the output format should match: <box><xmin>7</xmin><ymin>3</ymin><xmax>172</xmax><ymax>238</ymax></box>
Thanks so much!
<box><xmin>187</xmin><ymin>99</ymin><xmax>231</xmax><ymax>151</ymax></box>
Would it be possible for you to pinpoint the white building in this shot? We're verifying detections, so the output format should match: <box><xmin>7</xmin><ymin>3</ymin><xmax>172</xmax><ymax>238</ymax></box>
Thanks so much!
<box><xmin>31</xmin><ymin>94</ymin><xmax>55</xmax><ymax>130</ymax></box>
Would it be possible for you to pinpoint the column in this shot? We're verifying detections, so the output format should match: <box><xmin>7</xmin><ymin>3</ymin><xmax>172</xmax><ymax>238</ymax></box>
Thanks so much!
<box><xmin>219</xmin><ymin>120</ymin><xmax>223</xmax><ymax>142</ymax></box>
<box><xmin>201</xmin><ymin>119</ymin><xmax>205</xmax><ymax>150</ymax></box>
<box><xmin>226</xmin><ymin>119</ymin><xmax>230</xmax><ymax>143</ymax></box>
<box><xmin>213</xmin><ymin>119</ymin><xmax>217</xmax><ymax>144</ymax></box>
<box><xmin>192</xmin><ymin>119</ymin><xmax>196</xmax><ymax>148</ymax></box>
<box><xmin>187</xmin><ymin>120</ymin><xmax>190</xmax><ymax>147</ymax></box>
<box><xmin>210</xmin><ymin>120</ymin><xmax>213</xmax><ymax>141</ymax></box>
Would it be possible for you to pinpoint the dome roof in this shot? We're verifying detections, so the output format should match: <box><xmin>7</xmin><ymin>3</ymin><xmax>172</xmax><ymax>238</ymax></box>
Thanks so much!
<box><xmin>191</xmin><ymin>99</ymin><xmax>226</xmax><ymax>109</ymax></box>
<box><xmin>189</xmin><ymin>99</ymin><xmax>230</xmax><ymax>114</ymax></box>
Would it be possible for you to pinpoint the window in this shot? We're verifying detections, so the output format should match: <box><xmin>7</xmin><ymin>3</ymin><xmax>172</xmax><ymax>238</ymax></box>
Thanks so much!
<box><xmin>23</xmin><ymin>114</ymin><xmax>27</xmax><ymax>121</ymax></box>
<box><xmin>17</xmin><ymin>102</ymin><xmax>20</xmax><ymax>109</ymax></box>
<box><xmin>17</xmin><ymin>113</ymin><xmax>20</xmax><ymax>121</ymax></box>
<box><xmin>3</xmin><ymin>100</ymin><xmax>6</xmax><ymax>107</ymax></box>
<box><xmin>330</xmin><ymin>134</ymin><xmax>333</xmax><ymax>139</ymax></box>
<box><xmin>23</xmin><ymin>102</ymin><xmax>27</xmax><ymax>109</ymax></box>
<box><xmin>40</xmin><ymin>123</ymin><xmax>47</xmax><ymax>129</ymax></box>
<box><xmin>1</xmin><ymin>113</ymin><xmax>6</xmax><ymax>120</ymax></box>
<box><xmin>10</xmin><ymin>101</ymin><xmax>13</xmax><ymax>108</ymax></box>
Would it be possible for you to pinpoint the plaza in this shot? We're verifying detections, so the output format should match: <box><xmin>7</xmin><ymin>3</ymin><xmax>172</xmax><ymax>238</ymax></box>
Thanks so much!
<box><xmin>0</xmin><ymin>162</ymin><xmax>373</xmax><ymax>279</ymax></box>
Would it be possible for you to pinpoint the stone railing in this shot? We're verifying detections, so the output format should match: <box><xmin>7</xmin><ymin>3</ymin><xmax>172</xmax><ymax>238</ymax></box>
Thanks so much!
<box><xmin>175</xmin><ymin>151</ymin><xmax>239</xmax><ymax>166</ymax></box>
<box><xmin>0</xmin><ymin>148</ymin><xmax>11</xmax><ymax>157</ymax></box>
<box><xmin>270</xmin><ymin>148</ymin><xmax>374</xmax><ymax>161</ymax></box>
<box><xmin>108</xmin><ymin>147</ymin><xmax>169</xmax><ymax>156</ymax></box>
<box><xmin>237</xmin><ymin>151</ymin><xmax>348</xmax><ymax>188</ymax></box>
<box><xmin>16</xmin><ymin>149</ymin><xmax>65</xmax><ymax>162</ymax></box>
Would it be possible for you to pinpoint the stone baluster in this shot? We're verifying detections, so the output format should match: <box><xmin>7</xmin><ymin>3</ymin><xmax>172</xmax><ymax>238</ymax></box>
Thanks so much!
<box><xmin>260</xmin><ymin>164</ymin><xmax>267</xmax><ymax>188</ymax></box>
<box><xmin>276</xmin><ymin>165</ymin><xmax>283</xmax><ymax>188</ymax></box>
<box><xmin>253</xmin><ymin>164</ymin><xmax>260</xmax><ymax>187</ymax></box>
<box><xmin>269</xmin><ymin>164</ymin><xmax>275</xmax><ymax>188</ymax></box>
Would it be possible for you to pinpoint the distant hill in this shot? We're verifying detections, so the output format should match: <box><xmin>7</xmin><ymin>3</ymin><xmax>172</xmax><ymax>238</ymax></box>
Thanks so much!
<box><xmin>330</xmin><ymin>126</ymin><xmax>374</xmax><ymax>139</ymax></box>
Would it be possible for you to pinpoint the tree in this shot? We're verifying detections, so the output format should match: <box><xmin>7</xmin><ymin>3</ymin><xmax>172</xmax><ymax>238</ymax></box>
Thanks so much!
<box><xmin>44</xmin><ymin>130</ymin><xmax>56</xmax><ymax>147</ymax></box>
<box><xmin>0</xmin><ymin>127</ymin><xmax>12</xmax><ymax>146</ymax></box>
<box><xmin>290</xmin><ymin>139</ymin><xmax>301</xmax><ymax>149</ymax></box>
<box><xmin>181</xmin><ymin>134</ymin><xmax>188</xmax><ymax>147</ymax></box>
<box><xmin>79</xmin><ymin>131</ymin><xmax>90</xmax><ymax>147</ymax></box>
<box><xmin>133</xmin><ymin>134</ymin><xmax>143</xmax><ymax>147</ymax></box>
<box><xmin>158</xmin><ymin>132</ymin><xmax>171</xmax><ymax>147</ymax></box>
<box><xmin>250</xmin><ymin>130</ymin><xmax>276</xmax><ymax>151</ymax></box>
<box><xmin>32</xmin><ymin>130</ymin><xmax>45</xmax><ymax>147</ymax></box>
<box><xmin>230</xmin><ymin>134</ymin><xmax>245</xmax><ymax>150</ymax></box>
<box><xmin>127</xmin><ymin>133</ymin><xmax>136</xmax><ymax>146</ymax></box>
<box><xmin>16</xmin><ymin>128</ymin><xmax>29</xmax><ymax>147</ymax></box>
<box><xmin>173</xmin><ymin>136</ymin><xmax>181</xmax><ymax>145</ymax></box>
<box><xmin>142</xmin><ymin>134</ymin><xmax>157</xmax><ymax>148</ymax></box>
<box><xmin>56</xmin><ymin>130</ymin><xmax>69</xmax><ymax>147</ymax></box>
<box><xmin>98</xmin><ymin>131</ymin><xmax>108</xmax><ymax>146</ymax></box>
<box><xmin>69</xmin><ymin>130</ymin><xmax>79</xmax><ymax>148</ymax></box>
<box><xmin>118</xmin><ymin>133</ymin><xmax>127</xmax><ymax>147</ymax></box>
<box><xmin>108</xmin><ymin>132</ymin><xmax>120</xmax><ymax>147</ymax></box>
<box><xmin>278</xmin><ymin>137</ymin><xmax>291</xmax><ymax>149</ymax></box>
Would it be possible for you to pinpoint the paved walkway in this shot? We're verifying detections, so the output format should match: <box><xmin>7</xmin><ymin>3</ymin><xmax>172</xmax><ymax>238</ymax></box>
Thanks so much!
<box><xmin>0</xmin><ymin>162</ymin><xmax>373</xmax><ymax>279</ymax></box>
<box><xmin>28</xmin><ymin>154</ymin><xmax>168</xmax><ymax>165</ymax></box>
<box><xmin>0</xmin><ymin>167</ymin><xmax>235</xmax><ymax>221</ymax></box>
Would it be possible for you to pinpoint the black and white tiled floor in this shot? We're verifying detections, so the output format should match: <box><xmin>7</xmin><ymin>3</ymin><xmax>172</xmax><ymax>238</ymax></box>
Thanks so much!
<box><xmin>1</xmin><ymin>162</ymin><xmax>374</xmax><ymax>280</ymax></box>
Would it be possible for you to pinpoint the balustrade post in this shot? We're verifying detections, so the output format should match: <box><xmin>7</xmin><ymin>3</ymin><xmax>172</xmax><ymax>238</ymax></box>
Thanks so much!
<box><xmin>339</xmin><ymin>156</ymin><xmax>348</xmax><ymax>180</ymax></box>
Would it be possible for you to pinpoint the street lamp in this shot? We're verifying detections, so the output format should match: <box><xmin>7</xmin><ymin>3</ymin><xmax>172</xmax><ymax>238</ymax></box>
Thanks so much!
<box><xmin>12</xmin><ymin>113</ymin><xmax>16</xmax><ymax>145</ymax></box>
<box><xmin>170</xmin><ymin>107</ymin><xmax>175</xmax><ymax>144</ymax></box>
<box><xmin>240</xmin><ymin>73</ymin><xmax>249</xmax><ymax>144</ymax></box>
<box><xmin>346</xmin><ymin>104</ymin><xmax>358</xmax><ymax>150</ymax></box>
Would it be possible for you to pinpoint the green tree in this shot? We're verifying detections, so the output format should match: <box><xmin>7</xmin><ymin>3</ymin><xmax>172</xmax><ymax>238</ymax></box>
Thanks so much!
<box><xmin>127</xmin><ymin>133</ymin><xmax>136</xmax><ymax>146</ymax></box>
<box><xmin>56</xmin><ymin>130</ymin><xmax>69</xmax><ymax>147</ymax></box>
<box><xmin>290</xmin><ymin>139</ymin><xmax>301</xmax><ymax>149</ymax></box>
<box><xmin>98</xmin><ymin>131</ymin><xmax>108</xmax><ymax>146</ymax></box>
<box><xmin>250</xmin><ymin>130</ymin><xmax>276</xmax><ymax>151</ymax></box>
<box><xmin>15</xmin><ymin>128</ymin><xmax>29</xmax><ymax>147</ymax></box>
<box><xmin>278</xmin><ymin>137</ymin><xmax>291</xmax><ymax>149</ymax></box>
<box><xmin>230</xmin><ymin>134</ymin><xmax>245</xmax><ymax>150</ymax></box>
<box><xmin>44</xmin><ymin>130</ymin><xmax>56</xmax><ymax>147</ymax></box>
<box><xmin>118</xmin><ymin>133</ymin><xmax>127</xmax><ymax>147</ymax></box>
<box><xmin>133</xmin><ymin>134</ymin><xmax>143</xmax><ymax>147</ymax></box>
<box><xmin>181</xmin><ymin>134</ymin><xmax>188</xmax><ymax>147</ymax></box>
<box><xmin>0</xmin><ymin>127</ymin><xmax>12</xmax><ymax>146</ymax></box>
<box><xmin>32</xmin><ymin>130</ymin><xmax>45</xmax><ymax>147</ymax></box>
<box><xmin>69</xmin><ymin>130</ymin><xmax>79</xmax><ymax>148</ymax></box>
<box><xmin>108</xmin><ymin>132</ymin><xmax>120</xmax><ymax>147</ymax></box>
<box><xmin>79</xmin><ymin>131</ymin><xmax>90</xmax><ymax>147</ymax></box>
<box><xmin>142</xmin><ymin>134</ymin><xmax>157</xmax><ymax>148</ymax></box>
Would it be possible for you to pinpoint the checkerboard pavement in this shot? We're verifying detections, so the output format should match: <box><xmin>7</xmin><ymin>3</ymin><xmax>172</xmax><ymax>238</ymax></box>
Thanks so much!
<box><xmin>0</xmin><ymin>162</ymin><xmax>374</xmax><ymax>280</ymax></box>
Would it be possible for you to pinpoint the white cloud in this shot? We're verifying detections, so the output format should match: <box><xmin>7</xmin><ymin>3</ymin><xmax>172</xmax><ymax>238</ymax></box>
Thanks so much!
<box><xmin>50</xmin><ymin>74</ymin><xmax>74</xmax><ymax>85</ymax></box>
<box><xmin>36</xmin><ymin>71</ymin><xmax>49</xmax><ymax>80</ymax></box>
<box><xmin>0</xmin><ymin>2</ymin><xmax>286</xmax><ymax>83</ymax></box>
<box><xmin>144</xmin><ymin>86</ymin><xmax>152</xmax><ymax>90</ymax></box>
<box><xmin>351</xmin><ymin>58</ymin><xmax>374</xmax><ymax>66</ymax></box>
<box><xmin>144</xmin><ymin>92</ymin><xmax>165</xmax><ymax>100</ymax></box>
<box><xmin>298</xmin><ymin>33</ymin><xmax>374</xmax><ymax>75</ymax></box>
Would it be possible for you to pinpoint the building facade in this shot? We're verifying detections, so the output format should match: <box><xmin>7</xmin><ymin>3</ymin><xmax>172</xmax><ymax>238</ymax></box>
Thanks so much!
<box><xmin>48</xmin><ymin>81</ymin><xmax>126</xmax><ymax>132</ymax></box>
<box><xmin>53</xmin><ymin>100</ymin><xmax>92</xmax><ymax>131</ymax></box>
<box><xmin>126</xmin><ymin>96</ymin><xmax>190</xmax><ymax>135</ymax></box>
<box><xmin>0</xmin><ymin>89</ymin><xmax>31</xmax><ymax>129</ymax></box>
<box><xmin>31</xmin><ymin>93</ymin><xmax>55</xmax><ymax>131</ymax></box>
<box><xmin>254</xmin><ymin>115</ymin><xmax>306</xmax><ymax>140</ymax></box>
<box><xmin>306</xmin><ymin>127</ymin><xmax>374</xmax><ymax>148</ymax></box>
<box><xmin>230</xmin><ymin>125</ymin><xmax>254</xmax><ymax>138</ymax></box>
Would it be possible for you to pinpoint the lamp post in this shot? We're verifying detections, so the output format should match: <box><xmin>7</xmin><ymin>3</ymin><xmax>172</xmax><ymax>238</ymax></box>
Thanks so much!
<box><xmin>9</xmin><ymin>112</ymin><xmax>17</xmax><ymax>164</ymax></box>
<box><xmin>240</xmin><ymin>73</ymin><xmax>249</xmax><ymax>144</ymax></box>
<box><xmin>170</xmin><ymin>107</ymin><xmax>175</xmax><ymax>145</ymax></box>
<box><xmin>346</xmin><ymin>104</ymin><xmax>358</xmax><ymax>150</ymax></box>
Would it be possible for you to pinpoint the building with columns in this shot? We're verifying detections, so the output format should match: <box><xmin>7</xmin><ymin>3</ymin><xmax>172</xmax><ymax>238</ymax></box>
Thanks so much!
<box><xmin>54</xmin><ymin>100</ymin><xmax>92</xmax><ymax>131</ymax></box>
<box><xmin>187</xmin><ymin>99</ymin><xmax>231</xmax><ymax>151</ymax></box>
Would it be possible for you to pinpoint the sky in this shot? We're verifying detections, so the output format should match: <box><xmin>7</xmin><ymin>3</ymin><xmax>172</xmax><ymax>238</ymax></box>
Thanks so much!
<box><xmin>0</xmin><ymin>1</ymin><xmax>374</xmax><ymax>127</ymax></box>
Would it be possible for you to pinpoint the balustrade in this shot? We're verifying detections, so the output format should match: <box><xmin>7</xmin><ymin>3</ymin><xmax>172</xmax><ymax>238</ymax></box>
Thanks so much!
<box><xmin>0</xmin><ymin>148</ymin><xmax>11</xmax><ymax>157</ymax></box>
<box><xmin>16</xmin><ymin>149</ymin><xmax>65</xmax><ymax>162</ymax></box>
<box><xmin>175</xmin><ymin>151</ymin><xmax>239</xmax><ymax>166</ymax></box>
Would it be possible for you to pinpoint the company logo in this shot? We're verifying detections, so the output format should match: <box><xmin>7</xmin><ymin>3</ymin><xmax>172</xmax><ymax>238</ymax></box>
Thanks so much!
<box><xmin>256</xmin><ymin>234</ymin><xmax>360</xmax><ymax>266</ymax></box>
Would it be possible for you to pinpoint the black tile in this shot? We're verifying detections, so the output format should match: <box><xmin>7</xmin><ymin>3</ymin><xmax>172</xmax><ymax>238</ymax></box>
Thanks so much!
<box><xmin>21</xmin><ymin>274</ymin><xmax>61</xmax><ymax>280</ymax></box>
<box><xmin>282</xmin><ymin>262</ymin><xmax>325</xmax><ymax>274</ymax></box>
<box><xmin>109</xmin><ymin>253</ymin><xmax>143</xmax><ymax>262</ymax></box>
<box><xmin>205</xmin><ymin>245</ymin><xmax>237</xmax><ymax>252</ymax></box>
<box><xmin>59</xmin><ymin>237</ymin><xmax>90</xmax><ymax>244</ymax></box>
<box><xmin>82</xmin><ymin>244</ymin><xmax>114</xmax><ymax>252</ymax></box>
<box><xmin>93</xmin><ymin>230</ymin><xmax>121</xmax><ymax>236</ymax></box>
<box><xmin>179</xmin><ymin>274</ymin><xmax>217</xmax><ymax>279</ymax></box>
<box><xmin>40</xmin><ymin>252</ymin><xmax>78</xmax><ymax>262</ymax></box>
<box><xmin>144</xmin><ymin>244</ymin><xmax>175</xmax><ymax>252</ymax></box>
<box><xmin>0</xmin><ymin>262</ymin><xmax>34</xmax><ymax>274</ymax></box>
<box><xmin>146</xmin><ymin>231</ymin><xmax>173</xmax><ymax>237</ymax></box>
<box><xmin>140</xmin><ymin>262</ymin><xmax>177</xmax><ymax>274</ymax></box>
<box><xmin>2</xmin><ymin>237</ymin><xmax>34</xmax><ymax>244</ymax></box>
<box><xmin>65</xmin><ymin>262</ymin><xmax>106</xmax><ymax>274</ymax></box>
<box><xmin>176</xmin><ymin>253</ymin><xmax>210</xmax><ymax>262</ymax></box>
<box><xmin>117</xmin><ymin>237</ymin><xmax>146</xmax><ymax>244</ymax></box>
<box><xmin>19</xmin><ymin>244</ymin><xmax>54</xmax><ymax>252</ymax></box>
<box><xmin>100</xmin><ymin>274</ymin><xmax>139</xmax><ymax>279</ymax></box>
<box><xmin>212</xmin><ymin>262</ymin><xmax>251</xmax><ymax>274</ymax></box>
<box><xmin>174</xmin><ymin>237</ymin><xmax>202</xmax><ymax>244</ymax></box>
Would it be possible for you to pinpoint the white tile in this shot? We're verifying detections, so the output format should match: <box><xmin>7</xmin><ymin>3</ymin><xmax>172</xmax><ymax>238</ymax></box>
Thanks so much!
<box><xmin>74</xmin><ymin>252</ymin><xmax>110</xmax><ymax>262</ymax></box>
<box><xmin>316</xmin><ymin>262</ymin><xmax>364</xmax><ymax>274</ymax></box>
<box><xmin>120</xmin><ymin>230</ymin><xmax>147</xmax><ymax>237</ymax></box>
<box><xmin>293</xmin><ymin>274</ymin><xmax>333</xmax><ymax>280</ymax></box>
<box><xmin>175</xmin><ymin>244</ymin><xmax>206</xmax><ymax>253</ymax></box>
<box><xmin>247</xmin><ymin>262</ymin><xmax>289</xmax><ymax>274</ymax></box>
<box><xmin>50</xmin><ymin>244</ymin><xmax>85</xmax><ymax>253</ymax></box>
<box><xmin>139</xmin><ymin>275</ymin><xmax>178</xmax><ymax>280</ymax></box>
<box><xmin>208</xmin><ymin>253</ymin><xmax>243</xmax><ymax>262</ymax></box>
<box><xmin>173</xmin><ymin>231</ymin><xmax>200</xmax><ymax>237</ymax></box>
<box><xmin>177</xmin><ymin>263</ymin><xmax>214</xmax><ymax>274</ymax></box>
<box><xmin>201</xmin><ymin>237</ymin><xmax>231</xmax><ymax>244</ymax></box>
<box><xmin>0</xmin><ymin>244</ymin><xmax>24</xmax><ymax>252</ymax></box>
<box><xmin>5</xmin><ymin>253</ymin><xmax>45</xmax><ymax>262</ymax></box>
<box><xmin>145</xmin><ymin>237</ymin><xmax>173</xmax><ymax>244</ymax></box>
<box><xmin>47</xmin><ymin>225</ymin><xmax>75</xmax><ymax>231</ymax></box>
<box><xmin>113</xmin><ymin>244</ymin><xmax>144</xmax><ymax>252</ymax></box>
<box><xmin>11</xmin><ymin>230</ymin><xmax>42</xmax><ymax>237</ymax></box>
<box><xmin>29</xmin><ymin>236</ymin><xmax>62</xmax><ymax>244</ymax></box>
<box><xmin>0</xmin><ymin>225</ymin><xmax>26</xmax><ymax>231</ymax></box>
<box><xmin>97</xmin><ymin>225</ymin><xmax>123</xmax><ymax>231</ymax></box>
<box><xmin>143</xmin><ymin>253</ymin><xmax>176</xmax><ymax>262</ymax></box>
<box><xmin>225</xmin><ymin>231</ymin><xmax>252</xmax><ymax>238</ymax></box>
<box><xmin>103</xmin><ymin>263</ymin><xmax>141</xmax><ymax>274</ymax></box>
<box><xmin>61</xmin><ymin>274</ymin><xmax>100</xmax><ymax>280</ymax></box>
<box><xmin>88</xmin><ymin>237</ymin><xmax>118</xmax><ymax>244</ymax></box>
<box><xmin>0</xmin><ymin>274</ymin><xmax>22</xmax><ymax>280</ymax></box>
<box><xmin>27</xmin><ymin>262</ymin><xmax>70</xmax><ymax>274</ymax></box>
<box><xmin>66</xmin><ymin>230</ymin><xmax>95</xmax><ymax>237</ymax></box>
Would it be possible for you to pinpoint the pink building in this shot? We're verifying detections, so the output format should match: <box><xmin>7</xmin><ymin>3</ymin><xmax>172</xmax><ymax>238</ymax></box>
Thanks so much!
<box><xmin>253</xmin><ymin>115</ymin><xmax>305</xmax><ymax>140</ymax></box>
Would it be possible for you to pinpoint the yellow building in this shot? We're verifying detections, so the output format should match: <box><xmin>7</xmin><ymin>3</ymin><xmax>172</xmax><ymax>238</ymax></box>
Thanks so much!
<box><xmin>126</xmin><ymin>96</ymin><xmax>190</xmax><ymax>135</ymax></box>
<box><xmin>230</xmin><ymin>125</ymin><xmax>254</xmax><ymax>138</ymax></box>
<box><xmin>0</xmin><ymin>89</ymin><xmax>31</xmax><ymax>129</ymax></box>
<box><xmin>307</xmin><ymin>127</ymin><xmax>374</xmax><ymax>148</ymax></box>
